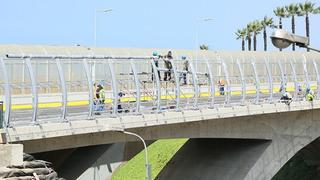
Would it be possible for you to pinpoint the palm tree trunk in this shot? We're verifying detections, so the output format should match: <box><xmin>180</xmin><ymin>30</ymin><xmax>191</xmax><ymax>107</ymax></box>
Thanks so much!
<box><xmin>253</xmin><ymin>32</ymin><xmax>257</xmax><ymax>51</ymax></box>
<box><xmin>263</xmin><ymin>27</ymin><xmax>267</xmax><ymax>51</ymax></box>
<box><xmin>248</xmin><ymin>37</ymin><xmax>252</xmax><ymax>51</ymax></box>
<box><xmin>279</xmin><ymin>17</ymin><xmax>282</xmax><ymax>51</ymax></box>
<box><xmin>306</xmin><ymin>13</ymin><xmax>310</xmax><ymax>52</ymax></box>
<box><xmin>292</xmin><ymin>15</ymin><xmax>295</xmax><ymax>51</ymax></box>
<box><xmin>279</xmin><ymin>17</ymin><xmax>282</xmax><ymax>29</ymax></box>
<box><xmin>242</xmin><ymin>38</ymin><xmax>245</xmax><ymax>51</ymax></box>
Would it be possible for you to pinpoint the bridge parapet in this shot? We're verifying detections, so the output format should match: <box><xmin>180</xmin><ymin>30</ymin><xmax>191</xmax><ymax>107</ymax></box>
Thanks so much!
<box><xmin>0</xmin><ymin>46</ymin><xmax>319</xmax><ymax>128</ymax></box>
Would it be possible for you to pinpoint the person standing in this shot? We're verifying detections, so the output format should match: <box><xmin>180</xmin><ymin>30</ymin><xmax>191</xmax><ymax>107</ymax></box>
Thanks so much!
<box><xmin>164</xmin><ymin>51</ymin><xmax>173</xmax><ymax>81</ymax></box>
<box><xmin>95</xmin><ymin>84</ymin><xmax>105</xmax><ymax>115</ymax></box>
<box><xmin>182</xmin><ymin>56</ymin><xmax>188</xmax><ymax>85</ymax></box>
<box><xmin>151</xmin><ymin>51</ymin><xmax>160</xmax><ymax>81</ymax></box>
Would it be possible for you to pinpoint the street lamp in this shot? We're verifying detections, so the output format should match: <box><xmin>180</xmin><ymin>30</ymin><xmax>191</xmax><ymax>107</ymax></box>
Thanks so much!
<box><xmin>114</xmin><ymin>128</ymin><xmax>151</xmax><ymax>180</ymax></box>
<box><xmin>94</xmin><ymin>9</ymin><xmax>113</xmax><ymax>47</ymax></box>
<box><xmin>195</xmin><ymin>17</ymin><xmax>213</xmax><ymax>71</ymax></box>
<box><xmin>270</xmin><ymin>29</ymin><xmax>320</xmax><ymax>53</ymax></box>
<box><xmin>93</xmin><ymin>9</ymin><xmax>112</xmax><ymax>82</ymax></box>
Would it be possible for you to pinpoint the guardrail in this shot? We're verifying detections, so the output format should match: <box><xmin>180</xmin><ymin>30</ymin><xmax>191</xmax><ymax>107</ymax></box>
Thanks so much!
<box><xmin>0</xmin><ymin>52</ymin><xmax>319</xmax><ymax>127</ymax></box>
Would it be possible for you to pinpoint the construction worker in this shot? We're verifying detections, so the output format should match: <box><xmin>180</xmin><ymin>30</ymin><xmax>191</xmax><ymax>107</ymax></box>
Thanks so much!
<box><xmin>164</xmin><ymin>51</ymin><xmax>173</xmax><ymax>81</ymax></box>
<box><xmin>182</xmin><ymin>56</ymin><xmax>188</xmax><ymax>85</ymax></box>
<box><xmin>151</xmin><ymin>51</ymin><xmax>160</xmax><ymax>81</ymax></box>
<box><xmin>117</xmin><ymin>91</ymin><xmax>125</xmax><ymax>113</ymax></box>
<box><xmin>306</xmin><ymin>88</ymin><xmax>314</xmax><ymax>102</ymax></box>
<box><xmin>280</xmin><ymin>90</ymin><xmax>293</xmax><ymax>105</ymax></box>
<box><xmin>94</xmin><ymin>84</ymin><xmax>105</xmax><ymax>115</ymax></box>
<box><xmin>218</xmin><ymin>80</ymin><xmax>225</xmax><ymax>95</ymax></box>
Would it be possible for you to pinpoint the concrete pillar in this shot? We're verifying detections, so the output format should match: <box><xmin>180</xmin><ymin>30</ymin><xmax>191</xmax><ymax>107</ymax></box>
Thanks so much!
<box><xmin>0</xmin><ymin>144</ymin><xmax>23</xmax><ymax>167</ymax></box>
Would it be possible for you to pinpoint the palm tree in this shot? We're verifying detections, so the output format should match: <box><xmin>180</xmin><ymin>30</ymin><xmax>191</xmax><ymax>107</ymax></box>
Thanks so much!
<box><xmin>285</xmin><ymin>3</ymin><xmax>300</xmax><ymax>51</ymax></box>
<box><xmin>298</xmin><ymin>1</ymin><xmax>320</xmax><ymax>52</ymax></box>
<box><xmin>273</xmin><ymin>7</ymin><xmax>286</xmax><ymax>51</ymax></box>
<box><xmin>235</xmin><ymin>28</ymin><xmax>247</xmax><ymax>51</ymax></box>
<box><xmin>246</xmin><ymin>24</ymin><xmax>253</xmax><ymax>51</ymax></box>
<box><xmin>249</xmin><ymin>21</ymin><xmax>262</xmax><ymax>51</ymax></box>
<box><xmin>199</xmin><ymin>44</ymin><xmax>209</xmax><ymax>50</ymax></box>
<box><xmin>273</xmin><ymin>7</ymin><xmax>286</xmax><ymax>29</ymax></box>
<box><xmin>261</xmin><ymin>16</ymin><xmax>274</xmax><ymax>51</ymax></box>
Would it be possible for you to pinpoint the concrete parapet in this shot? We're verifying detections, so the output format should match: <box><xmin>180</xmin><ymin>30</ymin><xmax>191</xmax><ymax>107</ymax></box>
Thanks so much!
<box><xmin>0</xmin><ymin>144</ymin><xmax>23</xmax><ymax>167</ymax></box>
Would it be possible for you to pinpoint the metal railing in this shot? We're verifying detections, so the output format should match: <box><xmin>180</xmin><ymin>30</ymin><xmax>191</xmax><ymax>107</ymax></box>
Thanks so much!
<box><xmin>0</xmin><ymin>52</ymin><xmax>319</xmax><ymax>127</ymax></box>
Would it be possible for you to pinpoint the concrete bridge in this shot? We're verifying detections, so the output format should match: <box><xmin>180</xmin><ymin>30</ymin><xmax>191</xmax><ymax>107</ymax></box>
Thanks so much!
<box><xmin>1</xmin><ymin>45</ymin><xmax>320</xmax><ymax>179</ymax></box>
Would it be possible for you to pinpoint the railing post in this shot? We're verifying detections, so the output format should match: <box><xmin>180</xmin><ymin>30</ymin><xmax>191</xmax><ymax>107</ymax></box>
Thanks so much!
<box><xmin>251</xmin><ymin>57</ymin><xmax>260</xmax><ymax>104</ymax></box>
<box><xmin>189</xmin><ymin>61</ymin><xmax>199</xmax><ymax>109</ymax></box>
<box><xmin>130</xmin><ymin>59</ymin><xmax>141</xmax><ymax>114</ymax></box>
<box><xmin>55</xmin><ymin>58</ymin><xmax>68</xmax><ymax>121</ymax></box>
<box><xmin>0</xmin><ymin>57</ymin><xmax>11</xmax><ymax>127</ymax></box>
<box><xmin>221</xmin><ymin>57</ymin><xmax>230</xmax><ymax>104</ymax></box>
<box><xmin>236</xmin><ymin>58</ymin><xmax>246</xmax><ymax>105</ymax></box>
<box><xmin>25</xmin><ymin>57</ymin><xmax>38</xmax><ymax>124</ymax></box>
<box><xmin>170</xmin><ymin>60</ymin><xmax>180</xmax><ymax>110</ymax></box>
<box><xmin>264</xmin><ymin>57</ymin><xmax>273</xmax><ymax>103</ymax></box>
<box><xmin>288</xmin><ymin>56</ymin><xmax>298</xmax><ymax>100</ymax></box>
<box><xmin>150</xmin><ymin>59</ymin><xmax>161</xmax><ymax>112</ymax></box>
<box><xmin>302</xmin><ymin>55</ymin><xmax>311</xmax><ymax>91</ymax></box>
<box><xmin>82</xmin><ymin>58</ymin><xmax>94</xmax><ymax>119</ymax></box>
<box><xmin>205</xmin><ymin>58</ymin><xmax>215</xmax><ymax>108</ymax></box>
<box><xmin>0</xmin><ymin>101</ymin><xmax>3</xmax><ymax>129</ymax></box>
<box><xmin>277</xmin><ymin>60</ymin><xmax>285</xmax><ymax>94</ymax></box>
<box><xmin>312</xmin><ymin>59</ymin><xmax>320</xmax><ymax>98</ymax></box>
<box><xmin>107</xmin><ymin>59</ymin><xmax>118</xmax><ymax>115</ymax></box>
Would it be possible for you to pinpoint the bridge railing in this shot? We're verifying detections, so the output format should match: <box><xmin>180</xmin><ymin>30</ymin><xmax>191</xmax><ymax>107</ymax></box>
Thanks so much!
<box><xmin>0</xmin><ymin>52</ymin><xmax>319</xmax><ymax>127</ymax></box>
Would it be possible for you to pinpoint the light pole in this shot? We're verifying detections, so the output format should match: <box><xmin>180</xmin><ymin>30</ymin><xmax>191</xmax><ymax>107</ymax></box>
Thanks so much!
<box><xmin>93</xmin><ymin>9</ymin><xmax>112</xmax><ymax>82</ymax></box>
<box><xmin>195</xmin><ymin>17</ymin><xmax>213</xmax><ymax>71</ymax></box>
<box><xmin>94</xmin><ymin>9</ymin><xmax>113</xmax><ymax>47</ymax></box>
<box><xmin>270</xmin><ymin>28</ymin><xmax>320</xmax><ymax>53</ymax></box>
<box><xmin>114</xmin><ymin>129</ymin><xmax>151</xmax><ymax>180</ymax></box>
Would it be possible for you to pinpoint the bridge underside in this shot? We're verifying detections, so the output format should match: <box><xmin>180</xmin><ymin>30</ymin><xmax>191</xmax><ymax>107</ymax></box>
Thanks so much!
<box><xmin>31</xmin><ymin>141</ymin><xmax>153</xmax><ymax>180</ymax></box>
<box><xmin>9</xmin><ymin>106</ymin><xmax>319</xmax><ymax>180</ymax></box>
<box><xmin>157</xmin><ymin>139</ymin><xmax>271</xmax><ymax>180</ymax></box>
<box><xmin>29</xmin><ymin>137</ymin><xmax>320</xmax><ymax>180</ymax></box>
<box><xmin>157</xmin><ymin>138</ymin><xmax>320</xmax><ymax>180</ymax></box>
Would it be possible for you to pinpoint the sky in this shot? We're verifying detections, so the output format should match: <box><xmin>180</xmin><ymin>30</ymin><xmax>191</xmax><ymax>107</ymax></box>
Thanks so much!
<box><xmin>0</xmin><ymin>0</ymin><xmax>319</xmax><ymax>52</ymax></box>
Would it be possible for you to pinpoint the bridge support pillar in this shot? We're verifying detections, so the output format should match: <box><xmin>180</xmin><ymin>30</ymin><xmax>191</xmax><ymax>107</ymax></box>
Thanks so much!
<box><xmin>0</xmin><ymin>144</ymin><xmax>23</xmax><ymax>167</ymax></box>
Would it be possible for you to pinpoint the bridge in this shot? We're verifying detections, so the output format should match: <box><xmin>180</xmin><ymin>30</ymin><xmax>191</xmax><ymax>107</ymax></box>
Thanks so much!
<box><xmin>1</xmin><ymin>45</ymin><xmax>320</xmax><ymax>180</ymax></box>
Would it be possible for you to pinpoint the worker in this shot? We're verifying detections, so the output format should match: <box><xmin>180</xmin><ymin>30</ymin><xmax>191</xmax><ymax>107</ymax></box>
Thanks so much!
<box><xmin>182</xmin><ymin>56</ymin><xmax>188</xmax><ymax>85</ymax></box>
<box><xmin>151</xmin><ymin>51</ymin><xmax>160</xmax><ymax>81</ymax></box>
<box><xmin>164</xmin><ymin>51</ymin><xmax>173</xmax><ymax>81</ymax></box>
<box><xmin>94</xmin><ymin>84</ymin><xmax>105</xmax><ymax>115</ymax></box>
<box><xmin>117</xmin><ymin>91</ymin><xmax>125</xmax><ymax>113</ymax></box>
<box><xmin>280</xmin><ymin>90</ymin><xmax>292</xmax><ymax>105</ymax></box>
<box><xmin>218</xmin><ymin>80</ymin><xmax>225</xmax><ymax>95</ymax></box>
<box><xmin>306</xmin><ymin>88</ymin><xmax>314</xmax><ymax>102</ymax></box>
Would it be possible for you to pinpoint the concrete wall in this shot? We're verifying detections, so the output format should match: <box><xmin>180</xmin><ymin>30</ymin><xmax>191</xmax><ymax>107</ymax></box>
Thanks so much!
<box><xmin>3</xmin><ymin>100</ymin><xmax>320</xmax><ymax>179</ymax></box>
<box><xmin>32</xmin><ymin>141</ymin><xmax>153</xmax><ymax>180</ymax></box>
<box><xmin>19</xmin><ymin>108</ymin><xmax>320</xmax><ymax>179</ymax></box>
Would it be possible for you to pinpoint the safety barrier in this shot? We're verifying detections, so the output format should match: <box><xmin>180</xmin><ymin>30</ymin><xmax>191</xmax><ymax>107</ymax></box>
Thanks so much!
<box><xmin>0</xmin><ymin>51</ymin><xmax>319</xmax><ymax>127</ymax></box>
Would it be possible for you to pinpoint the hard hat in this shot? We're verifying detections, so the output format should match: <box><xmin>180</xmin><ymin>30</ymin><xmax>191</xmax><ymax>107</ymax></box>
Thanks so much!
<box><xmin>181</xmin><ymin>56</ymin><xmax>187</xmax><ymax>60</ymax></box>
<box><xmin>152</xmin><ymin>51</ymin><xmax>158</xmax><ymax>56</ymax></box>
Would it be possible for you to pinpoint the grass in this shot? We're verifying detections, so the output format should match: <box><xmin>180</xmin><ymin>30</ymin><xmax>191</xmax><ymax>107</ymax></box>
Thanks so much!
<box><xmin>112</xmin><ymin>139</ymin><xmax>188</xmax><ymax>180</ymax></box>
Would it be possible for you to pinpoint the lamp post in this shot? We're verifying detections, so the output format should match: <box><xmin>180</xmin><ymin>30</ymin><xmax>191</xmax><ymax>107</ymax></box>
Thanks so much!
<box><xmin>114</xmin><ymin>129</ymin><xmax>151</xmax><ymax>180</ymax></box>
<box><xmin>195</xmin><ymin>17</ymin><xmax>213</xmax><ymax>71</ymax></box>
<box><xmin>270</xmin><ymin>29</ymin><xmax>320</xmax><ymax>53</ymax></box>
<box><xmin>94</xmin><ymin>9</ymin><xmax>113</xmax><ymax>47</ymax></box>
<box><xmin>93</xmin><ymin>9</ymin><xmax>112</xmax><ymax>82</ymax></box>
